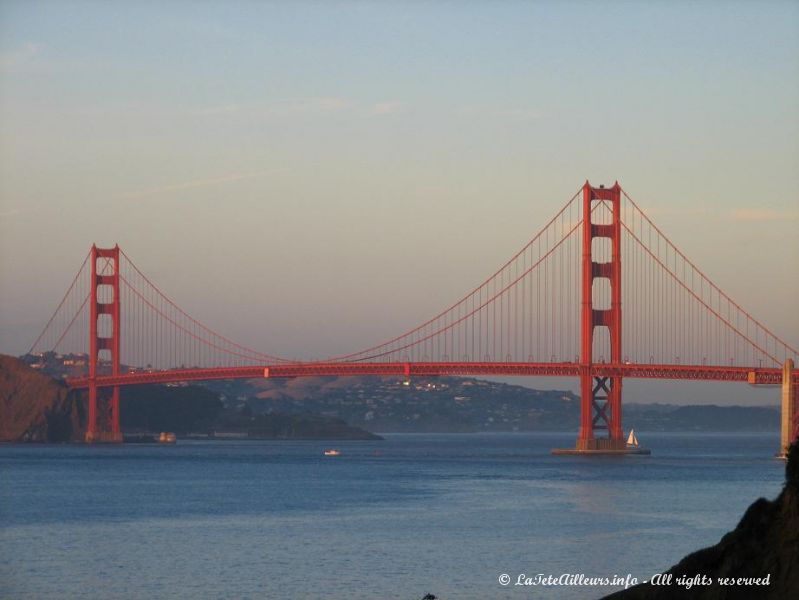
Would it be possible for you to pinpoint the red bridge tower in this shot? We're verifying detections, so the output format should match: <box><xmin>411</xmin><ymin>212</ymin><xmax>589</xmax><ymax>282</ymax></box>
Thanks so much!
<box><xmin>578</xmin><ymin>182</ymin><xmax>625</xmax><ymax>451</ymax></box>
<box><xmin>86</xmin><ymin>244</ymin><xmax>123</xmax><ymax>443</ymax></box>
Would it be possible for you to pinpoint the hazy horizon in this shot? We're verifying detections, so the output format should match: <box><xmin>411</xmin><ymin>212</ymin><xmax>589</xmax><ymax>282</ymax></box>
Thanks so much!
<box><xmin>2</xmin><ymin>1</ymin><xmax>797</xmax><ymax>405</ymax></box>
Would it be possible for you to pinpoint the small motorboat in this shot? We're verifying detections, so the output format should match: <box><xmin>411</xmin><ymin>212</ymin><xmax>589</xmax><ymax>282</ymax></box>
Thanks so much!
<box><xmin>323</xmin><ymin>449</ymin><xmax>341</xmax><ymax>457</ymax></box>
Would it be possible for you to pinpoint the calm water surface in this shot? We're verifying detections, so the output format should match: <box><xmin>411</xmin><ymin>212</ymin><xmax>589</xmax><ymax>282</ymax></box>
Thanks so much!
<box><xmin>0</xmin><ymin>432</ymin><xmax>784</xmax><ymax>599</ymax></box>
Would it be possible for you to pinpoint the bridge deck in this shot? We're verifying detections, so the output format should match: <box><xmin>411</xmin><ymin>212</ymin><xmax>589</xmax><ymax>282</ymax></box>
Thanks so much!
<box><xmin>65</xmin><ymin>362</ymin><xmax>798</xmax><ymax>389</ymax></box>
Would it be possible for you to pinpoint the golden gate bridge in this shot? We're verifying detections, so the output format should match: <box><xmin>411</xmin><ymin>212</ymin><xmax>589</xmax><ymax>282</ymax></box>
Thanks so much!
<box><xmin>28</xmin><ymin>182</ymin><xmax>799</xmax><ymax>452</ymax></box>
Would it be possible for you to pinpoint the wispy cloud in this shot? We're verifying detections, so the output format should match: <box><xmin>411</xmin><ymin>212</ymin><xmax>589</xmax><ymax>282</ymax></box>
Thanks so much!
<box><xmin>0</xmin><ymin>42</ymin><xmax>43</xmax><ymax>71</ymax></box>
<box><xmin>371</xmin><ymin>101</ymin><xmax>404</xmax><ymax>116</ymax></box>
<box><xmin>263</xmin><ymin>96</ymin><xmax>350</xmax><ymax>116</ymax></box>
<box><xmin>119</xmin><ymin>169</ymin><xmax>287</xmax><ymax>199</ymax></box>
<box><xmin>458</xmin><ymin>104</ymin><xmax>544</xmax><ymax>121</ymax></box>
<box><xmin>190</xmin><ymin>104</ymin><xmax>242</xmax><ymax>116</ymax></box>
<box><xmin>728</xmin><ymin>208</ymin><xmax>799</xmax><ymax>222</ymax></box>
<box><xmin>641</xmin><ymin>207</ymin><xmax>709</xmax><ymax>218</ymax></box>
<box><xmin>495</xmin><ymin>107</ymin><xmax>544</xmax><ymax>120</ymax></box>
<box><xmin>190</xmin><ymin>97</ymin><xmax>351</xmax><ymax>118</ymax></box>
<box><xmin>0</xmin><ymin>209</ymin><xmax>22</xmax><ymax>218</ymax></box>
<box><xmin>310</xmin><ymin>97</ymin><xmax>349</xmax><ymax>111</ymax></box>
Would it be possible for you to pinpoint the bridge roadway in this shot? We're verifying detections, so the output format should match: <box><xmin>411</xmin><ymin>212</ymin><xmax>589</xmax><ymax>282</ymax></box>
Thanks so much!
<box><xmin>66</xmin><ymin>362</ymin><xmax>799</xmax><ymax>389</ymax></box>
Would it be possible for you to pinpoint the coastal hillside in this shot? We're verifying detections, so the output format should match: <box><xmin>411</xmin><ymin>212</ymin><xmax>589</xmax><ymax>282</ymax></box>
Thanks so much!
<box><xmin>202</xmin><ymin>376</ymin><xmax>780</xmax><ymax>433</ymax></box>
<box><xmin>0</xmin><ymin>354</ymin><xmax>381</xmax><ymax>442</ymax></box>
<box><xmin>605</xmin><ymin>443</ymin><xmax>799</xmax><ymax>599</ymax></box>
<box><xmin>0</xmin><ymin>354</ymin><xmax>85</xmax><ymax>442</ymax></box>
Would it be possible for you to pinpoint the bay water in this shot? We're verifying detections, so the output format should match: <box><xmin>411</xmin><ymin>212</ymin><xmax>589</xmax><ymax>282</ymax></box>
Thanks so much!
<box><xmin>0</xmin><ymin>432</ymin><xmax>784</xmax><ymax>599</ymax></box>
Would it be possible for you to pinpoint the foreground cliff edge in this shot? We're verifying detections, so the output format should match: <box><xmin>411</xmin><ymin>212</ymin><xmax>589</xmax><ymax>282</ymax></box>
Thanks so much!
<box><xmin>604</xmin><ymin>442</ymin><xmax>799</xmax><ymax>600</ymax></box>
<box><xmin>0</xmin><ymin>355</ymin><xmax>86</xmax><ymax>442</ymax></box>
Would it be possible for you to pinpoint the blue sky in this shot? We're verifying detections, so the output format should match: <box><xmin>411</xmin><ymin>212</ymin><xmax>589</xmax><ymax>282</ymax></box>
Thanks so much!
<box><xmin>1</xmin><ymin>1</ymin><xmax>797</xmax><ymax>404</ymax></box>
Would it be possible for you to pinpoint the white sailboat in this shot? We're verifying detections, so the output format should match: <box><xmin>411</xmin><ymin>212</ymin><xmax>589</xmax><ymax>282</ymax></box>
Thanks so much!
<box><xmin>626</xmin><ymin>429</ymin><xmax>640</xmax><ymax>448</ymax></box>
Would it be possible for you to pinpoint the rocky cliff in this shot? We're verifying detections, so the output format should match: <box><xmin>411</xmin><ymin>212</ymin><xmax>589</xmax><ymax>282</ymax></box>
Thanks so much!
<box><xmin>0</xmin><ymin>354</ymin><xmax>381</xmax><ymax>442</ymax></box>
<box><xmin>605</xmin><ymin>442</ymin><xmax>799</xmax><ymax>599</ymax></box>
<box><xmin>0</xmin><ymin>355</ymin><xmax>85</xmax><ymax>442</ymax></box>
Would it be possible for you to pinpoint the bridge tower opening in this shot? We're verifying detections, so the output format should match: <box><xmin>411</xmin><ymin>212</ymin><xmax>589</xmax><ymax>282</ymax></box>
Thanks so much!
<box><xmin>577</xmin><ymin>182</ymin><xmax>625</xmax><ymax>451</ymax></box>
<box><xmin>86</xmin><ymin>244</ymin><xmax>123</xmax><ymax>443</ymax></box>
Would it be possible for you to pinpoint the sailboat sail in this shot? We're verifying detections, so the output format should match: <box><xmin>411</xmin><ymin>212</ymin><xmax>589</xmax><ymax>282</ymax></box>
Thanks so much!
<box><xmin>626</xmin><ymin>429</ymin><xmax>639</xmax><ymax>447</ymax></box>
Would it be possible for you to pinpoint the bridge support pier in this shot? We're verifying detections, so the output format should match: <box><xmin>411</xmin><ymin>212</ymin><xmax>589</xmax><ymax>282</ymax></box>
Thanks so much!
<box><xmin>780</xmin><ymin>359</ymin><xmax>797</xmax><ymax>458</ymax></box>
<box><xmin>85</xmin><ymin>244</ymin><xmax>123</xmax><ymax>444</ymax></box>
<box><xmin>575</xmin><ymin>374</ymin><xmax>625</xmax><ymax>452</ymax></box>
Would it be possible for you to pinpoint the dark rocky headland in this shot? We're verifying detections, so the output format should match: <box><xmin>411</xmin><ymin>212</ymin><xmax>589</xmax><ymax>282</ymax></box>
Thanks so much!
<box><xmin>0</xmin><ymin>354</ymin><xmax>86</xmax><ymax>442</ymax></box>
<box><xmin>604</xmin><ymin>442</ymin><xmax>799</xmax><ymax>600</ymax></box>
<box><xmin>0</xmin><ymin>354</ymin><xmax>380</xmax><ymax>442</ymax></box>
